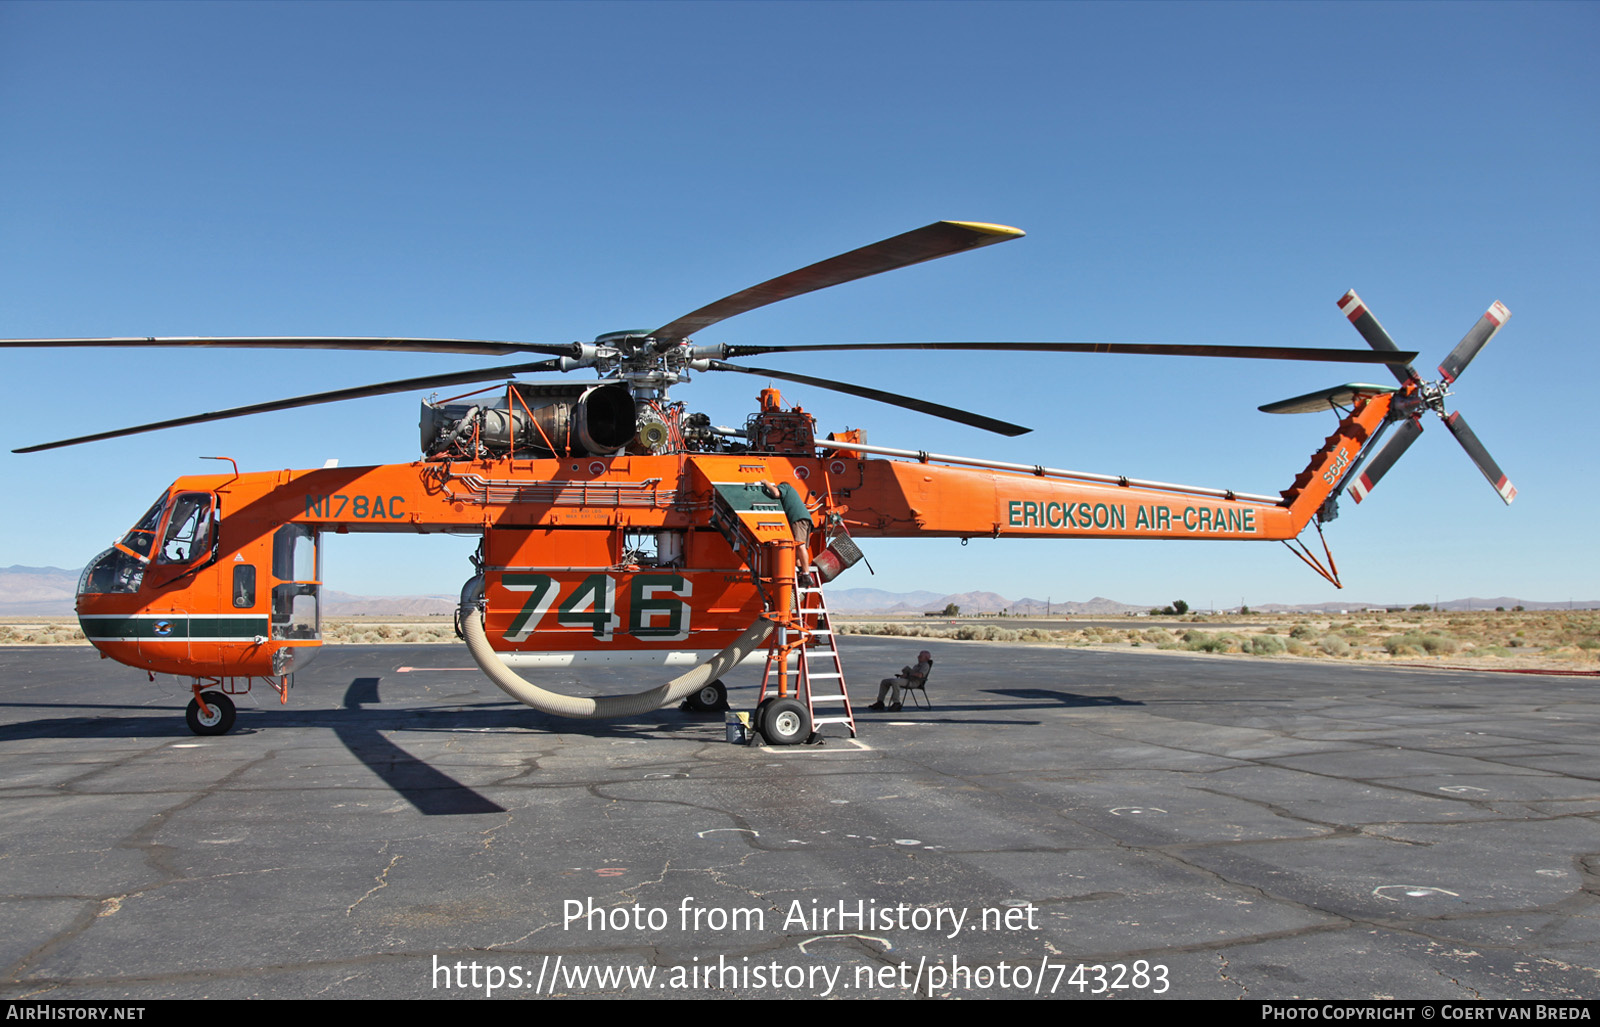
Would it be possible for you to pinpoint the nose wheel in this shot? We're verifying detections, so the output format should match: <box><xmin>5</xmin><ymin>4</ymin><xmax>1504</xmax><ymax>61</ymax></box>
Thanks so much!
<box><xmin>186</xmin><ymin>690</ymin><xmax>236</xmax><ymax>736</ymax></box>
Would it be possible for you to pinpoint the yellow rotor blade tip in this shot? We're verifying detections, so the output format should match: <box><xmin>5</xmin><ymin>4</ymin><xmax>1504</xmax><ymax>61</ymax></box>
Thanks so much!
<box><xmin>944</xmin><ymin>221</ymin><xmax>1026</xmax><ymax>238</ymax></box>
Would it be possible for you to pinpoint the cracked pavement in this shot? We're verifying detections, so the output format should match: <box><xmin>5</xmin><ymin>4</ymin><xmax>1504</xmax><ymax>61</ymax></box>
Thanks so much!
<box><xmin>0</xmin><ymin>637</ymin><xmax>1596</xmax><ymax>999</ymax></box>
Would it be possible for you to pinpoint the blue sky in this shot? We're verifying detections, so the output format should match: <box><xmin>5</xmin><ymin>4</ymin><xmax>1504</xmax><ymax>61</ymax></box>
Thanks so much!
<box><xmin>1</xmin><ymin>1</ymin><xmax>1594</xmax><ymax>606</ymax></box>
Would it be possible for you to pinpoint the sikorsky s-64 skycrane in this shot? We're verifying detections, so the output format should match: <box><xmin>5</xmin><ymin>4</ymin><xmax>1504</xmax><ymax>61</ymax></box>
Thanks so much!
<box><xmin>3</xmin><ymin>221</ymin><xmax>1515</xmax><ymax>743</ymax></box>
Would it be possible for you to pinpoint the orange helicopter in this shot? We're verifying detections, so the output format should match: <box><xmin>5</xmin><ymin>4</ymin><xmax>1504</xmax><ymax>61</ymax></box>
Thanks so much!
<box><xmin>2</xmin><ymin>221</ymin><xmax>1515</xmax><ymax>744</ymax></box>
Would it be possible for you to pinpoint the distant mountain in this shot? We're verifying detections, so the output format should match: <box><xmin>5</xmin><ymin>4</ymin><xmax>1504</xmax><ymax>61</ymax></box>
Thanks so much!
<box><xmin>0</xmin><ymin>566</ymin><xmax>78</xmax><ymax>615</ymax></box>
<box><xmin>320</xmin><ymin>590</ymin><xmax>457</xmax><ymax>616</ymax></box>
<box><xmin>1245</xmin><ymin>597</ymin><xmax>1600</xmax><ymax>614</ymax></box>
<box><xmin>922</xmin><ymin>590</ymin><xmax>1013</xmax><ymax>614</ymax></box>
<box><xmin>0</xmin><ymin>567</ymin><xmax>458</xmax><ymax>618</ymax></box>
<box><xmin>822</xmin><ymin>587</ymin><xmax>948</xmax><ymax>613</ymax></box>
<box><xmin>1</xmin><ymin>566</ymin><xmax>1592</xmax><ymax>618</ymax></box>
<box><xmin>830</xmin><ymin>590</ymin><xmax>1147</xmax><ymax>616</ymax></box>
<box><xmin>1010</xmin><ymin>596</ymin><xmax>1150</xmax><ymax>616</ymax></box>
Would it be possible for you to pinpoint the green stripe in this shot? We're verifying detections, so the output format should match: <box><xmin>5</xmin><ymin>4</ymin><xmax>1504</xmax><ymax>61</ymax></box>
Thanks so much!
<box><xmin>78</xmin><ymin>616</ymin><xmax>270</xmax><ymax>640</ymax></box>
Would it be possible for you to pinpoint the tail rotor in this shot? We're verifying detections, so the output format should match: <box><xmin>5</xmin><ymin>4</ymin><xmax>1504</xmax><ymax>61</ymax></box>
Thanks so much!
<box><xmin>1335</xmin><ymin>291</ymin><xmax>1517</xmax><ymax>506</ymax></box>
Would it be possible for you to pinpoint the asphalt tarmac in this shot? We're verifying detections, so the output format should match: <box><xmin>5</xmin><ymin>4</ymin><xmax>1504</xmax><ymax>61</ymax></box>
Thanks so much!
<box><xmin>1</xmin><ymin>638</ymin><xmax>1596</xmax><ymax>1000</ymax></box>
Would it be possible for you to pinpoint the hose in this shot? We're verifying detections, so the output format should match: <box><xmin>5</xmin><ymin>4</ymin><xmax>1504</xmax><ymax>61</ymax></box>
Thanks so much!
<box><xmin>461</xmin><ymin>606</ymin><xmax>771</xmax><ymax>719</ymax></box>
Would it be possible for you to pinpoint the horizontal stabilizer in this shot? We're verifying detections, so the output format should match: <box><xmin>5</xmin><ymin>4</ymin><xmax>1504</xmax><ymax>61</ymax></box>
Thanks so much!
<box><xmin>1259</xmin><ymin>383</ymin><xmax>1398</xmax><ymax>415</ymax></box>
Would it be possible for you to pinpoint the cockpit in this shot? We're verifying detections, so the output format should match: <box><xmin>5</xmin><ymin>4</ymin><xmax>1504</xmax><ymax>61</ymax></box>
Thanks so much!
<box><xmin>79</xmin><ymin>489</ymin><xmax>219</xmax><ymax>597</ymax></box>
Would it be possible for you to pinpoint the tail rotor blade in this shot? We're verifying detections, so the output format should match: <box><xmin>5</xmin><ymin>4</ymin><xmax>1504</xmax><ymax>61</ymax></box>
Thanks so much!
<box><xmin>1438</xmin><ymin>301</ymin><xmax>1511</xmax><ymax>384</ymax></box>
<box><xmin>704</xmin><ymin>359</ymin><xmax>1030</xmax><ymax>436</ymax></box>
<box><xmin>1443</xmin><ymin>410</ymin><xmax>1517</xmax><ymax>504</ymax></box>
<box><xmin>1348</xmin><ymin>417</ymin><xmax>1423</xmax><ymax>504</ymax></box>
<box><xmin>1337</xmin><ymin>291</ymin><xmax>1418</xmax><ymax>385</ymax></box>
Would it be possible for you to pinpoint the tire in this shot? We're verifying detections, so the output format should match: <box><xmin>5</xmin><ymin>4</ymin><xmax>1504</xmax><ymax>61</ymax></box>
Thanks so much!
<box><xmin>759</xmin><ymin>697</ymin><xmax>811</xmax><ymax>746</ymax></box>
<box><xmin>752</xmin><ymin>696</ymin><xmax>775</xmax><ymax>738</ymax></box>
<box><xmin>185</xmin><ymin>691</ymin><xmax>236</xmax><ymax>736</ymax></box>
<box><xmin>683</xmin><ymin>679</ymin><xmax>728</xmax><ymax>713</ymax></box>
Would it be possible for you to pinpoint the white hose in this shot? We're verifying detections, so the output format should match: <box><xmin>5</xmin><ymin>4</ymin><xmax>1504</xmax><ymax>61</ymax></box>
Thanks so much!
<box><xmin>462</xmin><ymin>607</ymin><xmax>772</xmax><ymax>719</ymax></box>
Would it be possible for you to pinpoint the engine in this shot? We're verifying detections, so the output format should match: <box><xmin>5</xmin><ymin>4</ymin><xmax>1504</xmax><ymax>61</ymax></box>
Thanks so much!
<box><xmin>421</xmin><ymin>382</ymin><xmax>638</xmax><ymax>459</ymax></box>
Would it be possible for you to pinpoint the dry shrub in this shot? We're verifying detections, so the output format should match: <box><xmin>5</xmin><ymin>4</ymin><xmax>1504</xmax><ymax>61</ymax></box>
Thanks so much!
<box><xmin>1183</xmin><ymin>631</ymin><xmax>1243</xmax><ymax>654</ymax></box>
<box><xmin>1317</xmin><ymin>634</ymin><xmax>1350</xmax><ymax>657</ymax></box>
<box><xmin>1383</xmin><ymin>632</ymin><xmax>1458</xmax><ymax>656</ymax></box>
<box><xmin>1249</xmin><ymin>634</ymin><xmax>1286</xmax><ymax>656</ymax></box>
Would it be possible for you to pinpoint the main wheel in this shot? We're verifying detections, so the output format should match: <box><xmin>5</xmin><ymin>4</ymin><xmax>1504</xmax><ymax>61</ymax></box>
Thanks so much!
<box><xmin>683</xmin><ymin>679</ymin><xmax>728</xmax><ymax>713</ymax></box>
<box><xmin>752</xmin><ymin>696</ymin><xmax>775</xmax><ymax>737</ymax></box>
<box><xmin>759</xmin><ymin>697</ymin><xmax>811</xmax><ymax>746</ymax></box>
<box><xmin>185</xmin><ymin>691</ymin><xmax>236</xmax><ymax>736</ymax></box>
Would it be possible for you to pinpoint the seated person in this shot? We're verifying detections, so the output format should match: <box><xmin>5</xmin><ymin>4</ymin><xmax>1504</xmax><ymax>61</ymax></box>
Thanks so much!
<box><xmin>868</xmin><ymin>650</ymin><xmax>932</xmax><ymax>711</ymax></box>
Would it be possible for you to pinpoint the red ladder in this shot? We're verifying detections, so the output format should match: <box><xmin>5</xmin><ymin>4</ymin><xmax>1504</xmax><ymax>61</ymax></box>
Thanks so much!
<box><xmin>756</xmin><ymin>571</ymin><xmax>858</xmax><ymax>738</ymax></box>
<box><xmin>796</xmin><ymin>572</ymin><xmax>857</xmax><ymax>737</ymax></box>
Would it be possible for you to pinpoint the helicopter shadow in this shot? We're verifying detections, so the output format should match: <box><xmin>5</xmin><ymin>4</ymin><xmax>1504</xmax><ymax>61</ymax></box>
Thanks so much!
<box><xmin>0</xmin><ymin>678</ymin><xmax>740</xmax><ymax>816</ymax></box>
<box><xmin>977</xmin><ymin>687</ymin><xmax>1144</xmax><ymax>709</ymax></box>
<box><xmin>338</xmin><ymin>677</ymin><xmax>505</xmax><ymax>816</ymax></box>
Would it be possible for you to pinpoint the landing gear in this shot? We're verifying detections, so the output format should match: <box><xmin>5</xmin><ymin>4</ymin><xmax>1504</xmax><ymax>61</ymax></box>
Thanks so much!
<box><xmin>186</xmin><ymin>691</ymin><xmax>236</xmax><ymax>736</ymax></box>
<box><xmin>758</xmin><ymin>697</ymin><xmax>811</xmax><ymax>746</ymax></box>
<box><xmin>681</xmin><ymin>679</ymin><xmax>728</xmax><ymax>713</ymax></box>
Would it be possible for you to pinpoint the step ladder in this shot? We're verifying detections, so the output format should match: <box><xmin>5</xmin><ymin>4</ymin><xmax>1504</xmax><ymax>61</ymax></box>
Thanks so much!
<box><xmin>758</xmin><ymin>572</ymin><xmax>857</xmax><ymax>738</ymax></box>
<box><xmin>798</xmin><ymin>575</ymin><xmax>857</xmax><ymax>737</ymax></box>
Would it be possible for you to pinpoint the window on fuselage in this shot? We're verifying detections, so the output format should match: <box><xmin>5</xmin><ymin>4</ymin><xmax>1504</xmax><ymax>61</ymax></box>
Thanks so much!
<box><xmin>156</xmin><ymin>493</ymin><xmax>215</xmax><ymax>565</ymax></box>
<box><xmin>269</xmin><ymin>524</ymin><xmax>320</xmax><ymax>640</ymax></box>
<box><xmin>233</xmin><ymin>565</ymin><xmax>256</xmax><ymax>609</ymax></box>
<box><xmin>272</xmin><ymin>523</ymin><xmax>317</xmax><ymax>583</ymax></box>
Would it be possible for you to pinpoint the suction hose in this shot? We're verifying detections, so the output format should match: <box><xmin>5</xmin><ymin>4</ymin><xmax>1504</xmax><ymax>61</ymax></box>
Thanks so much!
<box><xmin>462</xmin><ymin>606</ymin><xmax>772</xmax><ymax>719</ymax></box>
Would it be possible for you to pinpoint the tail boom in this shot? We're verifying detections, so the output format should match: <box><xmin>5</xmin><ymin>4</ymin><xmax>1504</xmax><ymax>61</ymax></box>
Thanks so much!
<box><xmin>837</xmin><ymin>397</ymin><xmax>1391</xmax><ymax>545</ymax></box>
<box><xmin>1276</xmin><ymin>391</ymin><xmax>1395</xmax><ymax>530</ymax></box>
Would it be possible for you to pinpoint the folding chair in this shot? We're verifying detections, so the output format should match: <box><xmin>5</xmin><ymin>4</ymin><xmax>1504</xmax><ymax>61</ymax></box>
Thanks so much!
<box><xmin>900</xmin><ymin>660</ymin><xmax>933</xmax><ymax>709</ymax></box>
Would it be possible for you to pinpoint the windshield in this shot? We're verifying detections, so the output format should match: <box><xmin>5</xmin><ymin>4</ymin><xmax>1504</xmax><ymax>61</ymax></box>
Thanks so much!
<box><xmin>79</xmin><ymin>491</ymin><xmax>174</xmax><ymax>595</ymax></box>
<box><xmin>119</xmin><ymin>493</ymin><xmax>168</xmax><ymax>561</ymax></box>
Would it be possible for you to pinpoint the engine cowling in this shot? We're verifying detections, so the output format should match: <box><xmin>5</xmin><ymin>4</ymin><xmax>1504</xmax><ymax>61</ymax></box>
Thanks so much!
<box><xmin>422</xmin><ymin>382</ymin><xmax>637</xmax><ymax>459</ymax></box>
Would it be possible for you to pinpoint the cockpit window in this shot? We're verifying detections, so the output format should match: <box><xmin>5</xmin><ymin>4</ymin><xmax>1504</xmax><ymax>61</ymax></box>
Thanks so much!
<box><xmin>79</xmin><ymin>491</ymin><xmax>170</xmax><ymax>595</ymax></box>
<box><xmin>156</xmin><ymin>493</ymin><xmax>215</xmax><ymax>565</ymax></box>
<box><xmin>79</xmin><ymin>547</ymin><xmax>145</xmax><ymax>595</ymax></box>
<box><xmin>120</xmin><ymin>494</ymin><xmax>169</xmax><ymax>560</ymax></box>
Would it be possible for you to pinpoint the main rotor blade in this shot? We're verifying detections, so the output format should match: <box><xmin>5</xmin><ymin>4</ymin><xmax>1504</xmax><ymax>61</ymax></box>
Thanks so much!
<box><xmin>0</xmin><ymin>336</ymin><xmax>576</xmax><ymax>358</ymax></box>
<box><xmin>1443</xmin><ymin>410</ymin><xmax>1517</xmax><ymax>504</ymax></box>
<box><xmin>1337</xmin><ymin>291</ymin><xmax>1418</xmax><ymax>385</ymax></box>
<box><xmin>722</xmin><ymin>341</ymin><xmax>1419</xmax><ymax>365</ymax></box>
<box><xmin>1438</xmin><ymin>301</ymin><xmax>1511</xmax><ymax>384</ymax></box>
<box><xmin>1347</xmin><ymin>417</ymin><xmax>1423</xmax><ymax>504</ymax></box>
<box><xmin>705</xmin><ymin>359</ymin><xmax>1030</xmax><ymax>437</ymax></box>
<box><xmin>14</xmin><ymin>359</ymin><xmax>569</xmax><ymax>453</ymax></box>
<box><xmin>652</xmin><ymin>221</ymin><xmax>1024</xmax><ymax>345</ymax></box>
